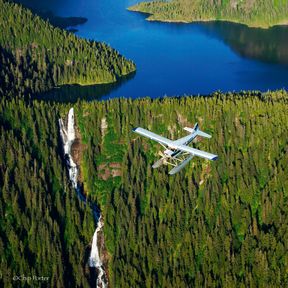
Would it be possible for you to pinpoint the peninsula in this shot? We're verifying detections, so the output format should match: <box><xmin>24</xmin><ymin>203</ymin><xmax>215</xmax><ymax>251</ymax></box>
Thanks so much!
<box><xmin>128</xmin><ymin>0</ymin><xmax>288</xmax><ymax>28</ymax></box>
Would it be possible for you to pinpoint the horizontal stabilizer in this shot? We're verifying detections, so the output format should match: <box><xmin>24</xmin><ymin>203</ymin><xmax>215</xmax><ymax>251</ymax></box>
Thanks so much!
<box><xmin>183</xmin><ymin>127</ymin><xmax>195</xmax><ymax>133</ymax></box>
<box><xmin>196</xmin><ymin>130</ymin><xmax>211</xmax><ymax>138</ymax></box>
<box><xmin>184</xmin><ymin>125</ymin><xmax>211</xmax><ymax>138</ymax></box>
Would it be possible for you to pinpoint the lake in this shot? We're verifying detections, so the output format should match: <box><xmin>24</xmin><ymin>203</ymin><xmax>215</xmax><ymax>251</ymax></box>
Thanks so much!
<box><xmin>38</xmin><ymin>0</ymin><xmax>288</xmax><ymax>100</ymax></box>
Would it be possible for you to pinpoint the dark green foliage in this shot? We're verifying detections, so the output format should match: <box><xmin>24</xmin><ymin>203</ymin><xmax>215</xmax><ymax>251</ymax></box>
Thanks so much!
<box><xmin>78</xmin><ymin>91</ymin><xmax>288</xmax><ymax>287</ymax></box>
<box><xmin>0</xmin><ymin>99</ymin><xmax>96</xmax><ymax>287</ymax></box>
<box><xmin>0</xmin><ymin>45</ymin><xmax>55</xmax><ymax>99</ymax></box>
<box><xmin>0</xmin><ymin>2</ymin><xmax>118</xmax><ymax>285</ymax></box>
<box><xmin>0</xmin><ymin>0</ymin><xmax>135</xmax><ymax>99</ymax></box>
<box><xmin>129</xmin><ymin>0</ymin><xmax>288</xmax><ymax>28</ymax></box>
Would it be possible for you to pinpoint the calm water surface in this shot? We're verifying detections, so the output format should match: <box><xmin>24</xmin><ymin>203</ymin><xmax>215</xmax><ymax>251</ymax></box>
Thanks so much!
<box><xmin>42</xmin><ymin>0</ymin><xmax>288</xmax><ymax>100</ymax></box>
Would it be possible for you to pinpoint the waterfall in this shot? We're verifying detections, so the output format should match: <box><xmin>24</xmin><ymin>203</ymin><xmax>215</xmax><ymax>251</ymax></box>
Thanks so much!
<box><xmin>59</xmin><ymin>108</ymin><xmax>108</xmax><ymax>288</ymax></box>
<box><xmin>58</xmin><ymin>108</ymin><xmax>78</xmax><ymax>189</ymax></box>
<box><xmin>89</xmin><ymin>216</ymin><xmax>107</xmax><ymax>288</ymax></box>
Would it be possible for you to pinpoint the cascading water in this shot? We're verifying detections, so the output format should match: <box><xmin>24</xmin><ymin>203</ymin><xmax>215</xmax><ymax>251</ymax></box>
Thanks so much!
<box><xmin>59</xmin><ymin>108</ymin><xmax>108</xmax><ymax>288</ymax></box>
<box><xmin>89</xmin><ymin>216</ymin><xmax>107</xmax><ymax>288</ymax></box>
<box><xmin>59</xmin><ymin>108</ymin><xmax>78</xmax><ymax>189</ymax></box>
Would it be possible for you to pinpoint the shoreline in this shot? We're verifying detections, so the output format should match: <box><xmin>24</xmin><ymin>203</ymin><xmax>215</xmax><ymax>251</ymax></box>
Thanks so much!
<box><xmin>52</xmin><ymin>69</ymin><xmax>136</xmax><ymax>89</ymax></box>
<box><xmin>128</xmin><ymin>7</ymin><xmax>288</xmax><ymax>29</ymax></box>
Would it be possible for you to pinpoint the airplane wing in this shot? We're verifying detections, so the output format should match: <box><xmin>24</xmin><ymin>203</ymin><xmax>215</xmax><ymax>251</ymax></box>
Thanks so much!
<box><xmin>133</xmin><ymin>127</ymin><xmax>218</xmax><ymax>161</ymax></box>
<box><xmin>177</xmin><ymin>144</ymin><xmax>218</xmax><ymax>161</ymax></box>
<box><xmin>132</xmin><ymin>127</ymin><xmax>174</xmax><ymax>146</ymax></box>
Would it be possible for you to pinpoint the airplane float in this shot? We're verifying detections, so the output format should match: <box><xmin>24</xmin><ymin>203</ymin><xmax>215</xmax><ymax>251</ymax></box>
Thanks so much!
<box><xmin>132</xmin><ymin>123</ymin><xmax>218</xmax><ymax>175</ymax></box>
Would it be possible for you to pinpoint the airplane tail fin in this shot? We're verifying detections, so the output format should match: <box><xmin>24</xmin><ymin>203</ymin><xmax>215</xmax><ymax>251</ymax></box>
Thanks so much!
<box><xmin>183</xmin><ymin>123</ymin><xmax>211</xmax><ymax>138</ymax></box>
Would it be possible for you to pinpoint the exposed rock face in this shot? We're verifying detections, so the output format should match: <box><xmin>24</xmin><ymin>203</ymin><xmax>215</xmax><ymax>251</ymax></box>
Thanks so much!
<box><xmin>71</xmin><ymin>138</ymin><xmax>82</xmax><ymax>164</ymax></box>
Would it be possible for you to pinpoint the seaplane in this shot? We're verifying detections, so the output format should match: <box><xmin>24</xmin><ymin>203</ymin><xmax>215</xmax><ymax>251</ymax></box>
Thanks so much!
<box><xmin>132</xmin><ymin>123</ymin><xmax>218</xmax><ymax>175</ymax></box>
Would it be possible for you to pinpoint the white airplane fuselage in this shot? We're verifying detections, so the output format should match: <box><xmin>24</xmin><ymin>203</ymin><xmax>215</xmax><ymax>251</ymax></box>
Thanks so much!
<box><xmin>164</xmin><ymin>131</ymin><xmax>197</xmax><ymax>158</ymax></box>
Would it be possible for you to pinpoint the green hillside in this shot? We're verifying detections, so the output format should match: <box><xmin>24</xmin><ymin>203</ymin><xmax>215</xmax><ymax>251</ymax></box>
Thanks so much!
<box><xmin>2</xmin><ymin>89</ymin><xmax>287</xmax><ymax>287</ymax></box>
<box><xmin>76</xmin><ymin>91</ymin><xmax>288</xmax><ymax>287</ymax></box>
<box><xmin>129</xmin><ymin>0</ymin><xmax>288</xmax><ymax>28</ymax></box>
<box><xmin>0</xmin><ymin>98</ymin><xmax>98</xmax><ymax>287</ymax></box>
<box><xmin>0</xmin><ymin>0</ymin><xmax>135</xmax><ymax>99</ymax></box>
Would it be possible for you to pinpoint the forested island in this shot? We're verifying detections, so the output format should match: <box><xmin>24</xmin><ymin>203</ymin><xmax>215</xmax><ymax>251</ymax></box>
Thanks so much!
<box><xmin>0</xmin><ymin>0</ymin><xmax>288</xmax><ymax>287</ymax></box>
<box><xmin>129</xmin><ymin>0</ymin><xmax>288</xmax><ymax>28</ymax></box>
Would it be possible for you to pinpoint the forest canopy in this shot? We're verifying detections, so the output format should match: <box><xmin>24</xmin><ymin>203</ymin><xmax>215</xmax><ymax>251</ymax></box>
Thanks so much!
<box><xmin>76</xmin><ymin>90</ymin><xmax>288</xmax><ymax>287</ymax></box>
<box><xmin>129</xmin><ymin>0</ymin><xmax>288</xmax><ymax>28</ymax></box>
<box><xmin>1</xmin><ymin>89</ymin><xmax>288</xmax><ymax>287</ymax></box>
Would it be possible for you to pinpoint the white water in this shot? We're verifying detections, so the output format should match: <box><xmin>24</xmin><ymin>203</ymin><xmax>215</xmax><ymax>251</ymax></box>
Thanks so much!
<box><xmin>59</xmin><ymin>108</ymin><xmax>78</xmax><ymax>189</ymax></box>
<box><xmin>89</xmin><ymin>216</ymin><xmax>107</xmax><ymax>288</ymax></box>
<box><xmin>59</xmin><ymin>108</ymin><xmax>108</xmax><ymax>288</ymax></box>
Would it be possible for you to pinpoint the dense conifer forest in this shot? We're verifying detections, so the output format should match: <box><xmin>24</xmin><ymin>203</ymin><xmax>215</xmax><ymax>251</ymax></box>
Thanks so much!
<box><xmin>129</xmin><ymin>0</ymin><xmax>288</xmax><ymax>28</ymax></box>
<box><xmin>77</xmin><ymin>92</ymin><xmax>288</xmax><ymax>287</ymax></box>
<box><xmin>0</xmin><ymin>0</ymin><xmax>287</xmax><ymax>287</ymax></box>
<box><xmin>0</xmin><ymin>2</ymin><xmax>108</xmax><ymax>287</ymax></box>
<box><xmin>0</xmin><ymin>98</ymin><xmax>98</xmax><ymax>287</ymax></box>
<box><xmin>0</xmin><ymin>1</ymin><xmax>129</xmax><ymax>286</ymax></box>
<box><xmin>1</xmin><ymin>90</ymin><xmax>288</xmax><ymax>287</ymax></box>
<box><xmin>0</xmin><ymin>0</ymin><xmax>135</xmax><ymax>99</ymax></box>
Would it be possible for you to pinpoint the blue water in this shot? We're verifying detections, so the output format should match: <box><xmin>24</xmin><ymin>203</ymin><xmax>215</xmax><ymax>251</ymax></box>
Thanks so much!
<box><xmin>43</xmin><ymin>0</ymin><xmax>288</xmax><ymax>99</ymax></box>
